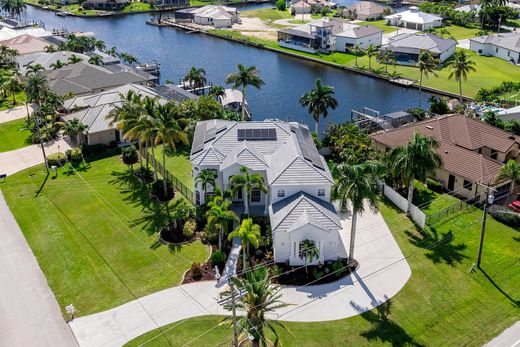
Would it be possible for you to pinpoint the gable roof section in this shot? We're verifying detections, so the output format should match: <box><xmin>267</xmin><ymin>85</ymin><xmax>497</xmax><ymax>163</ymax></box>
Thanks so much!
<box><xmin>0</xmin><ymin>34</ymin><xmax>51</xmax><ymax>54</ymax></box>
<box><xmin>384</xmin><ymin>33</ymin><xmax>456</xmax><ymax>54</ymax></box>
<box><xmin>220</xmin><ymin>140</ymin><xmax>268</xmax><ymax>170</ymax></box>
<box><xmin>270</xmin><ymin>191</ymin><xmax>341</xmax><ymax>233</ymax></box>
<box><xmin>336</xmin><ymin>25</ymin><xmax>383</xmax><ymax>38</ymax></box>
<box><xmin>385</xmin><ymin>8</ymin><xmax>442</xmax><ymax>24</ymax></box>
<box><xmin>192</xmin><ymin>147</ymin><xmax>226</xmax><ymax>166</ymax></box>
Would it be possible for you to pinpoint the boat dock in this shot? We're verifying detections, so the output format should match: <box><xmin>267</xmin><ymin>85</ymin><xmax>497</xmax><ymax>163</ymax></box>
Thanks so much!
<box><xmin>390</xmin><ymin>77</ymin><xmax>416</xmax><ymax>87</ymax></box>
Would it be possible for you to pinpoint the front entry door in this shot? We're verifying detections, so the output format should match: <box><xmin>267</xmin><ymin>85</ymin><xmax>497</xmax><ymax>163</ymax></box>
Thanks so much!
<box><xmin>448</xmin><ymin>174</ymin><xmax>455</xmax><ymax>191</ymax></box>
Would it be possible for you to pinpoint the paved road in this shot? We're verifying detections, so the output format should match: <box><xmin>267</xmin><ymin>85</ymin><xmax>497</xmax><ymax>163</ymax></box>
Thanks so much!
<box><xmin>485</xmin><ymin>321</ymin><xmax>520</xmax><ymax>347</ymax></box>
<box><xmin>0</xmin><ymin>190</ymin><xmax>78</xmax><ymax>347</ymax></box>
<box><xmin>0</xmin><ymin>137</ymin><xmax>72</xmax><ymax>176</ymax></box>
<box><xmin>69</xmin><ymin>206</ymin><xmax>412</xmax><ymax>347</ymax></box>
<box><xmin>0</xmin><ymin>105</ymin><xmax>33</xmax><ymax>124</ymax></box>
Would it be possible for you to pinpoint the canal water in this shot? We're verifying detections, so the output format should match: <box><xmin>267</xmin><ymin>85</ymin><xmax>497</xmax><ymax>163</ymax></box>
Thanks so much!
<box><xmin>22</xmin><ymin>4</ymin><xmax>431</xmax><ymax>132</ymax></box>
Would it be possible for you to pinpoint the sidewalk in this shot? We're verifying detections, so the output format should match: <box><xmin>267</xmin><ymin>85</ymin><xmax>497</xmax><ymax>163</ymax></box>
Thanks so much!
<box><xmin>69</xmin><ymin>207</ymin><xmax>411</xmax><ymax>346</ymax></box>
<box><xmin>0</xmin><ymin>105</ymin><xmax>34</xmax><ymax>124</ymax></box>
<box><xmin>485</xmin><ymin>321</ymin><xmax>520</xmax><ymax>347</ymax></box>
<box><xmin>0</xmin><ymin>137</ymin><xmax>72</xmax><ymax>176</ymax></box>
<box><xmin>0</xmin><ymin>190</ymin><xmax>78</xmax><ymax>347</ymax></box>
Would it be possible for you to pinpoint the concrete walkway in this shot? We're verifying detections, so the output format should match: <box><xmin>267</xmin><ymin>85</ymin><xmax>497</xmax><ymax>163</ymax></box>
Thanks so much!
<box><xmin>0</xmin><ymin>137</ymin><xmax>72</xmax><ymax>176</ymax></box>
<box><xmin>69</xmin><ymin>207</ymin><xmax>411</xmax><ymax>347</ymax></box>
<box><xmin>0</xmin><ymin>105</ymin><xmax>33</xmax><ymax>124</ymax></box>
<box><xmin>485</xmin><ymin>321</ymin><xmax>520</xmax><ymax>347</ymax></box>
<box><xmin>216</xmin><ymin>236</ymin><xmax>242</xmax><ymax>288</ymax></box>
<box><xmin>0</xmin><ymin>191</ymin><xmax>78</xmax><ymax>347</ymax></box>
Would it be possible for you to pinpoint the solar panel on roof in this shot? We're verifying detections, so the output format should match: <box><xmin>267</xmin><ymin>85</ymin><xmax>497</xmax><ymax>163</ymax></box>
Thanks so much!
<box><xmin>295</xmin><ymin>125</ymin><xmax>324</xmax><ymax>170</ymax></box>
<box><xmin>205</xmin><ymin>126</ymin><xmax>216</xmax><ymax>143</ymax></box>
<box><xmin>237</xmin><ymin>128</ymin><xmax>277</xmax><ymax>141</ymax></box>
<box><xmin>191</xmin><ymin>123</ymin><xmax>206</xmax><ymax>155</ymax></box>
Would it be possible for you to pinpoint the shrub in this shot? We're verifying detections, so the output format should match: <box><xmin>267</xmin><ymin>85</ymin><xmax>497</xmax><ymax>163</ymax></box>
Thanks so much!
<box><xmin>183</xmin><ymin>219</ymin><xmax>197</xmax><ymax>239</ymax></box>
<box><xmin>426</xmin><ymin>178</ymin><xmax>443</xmax><ymax>193</ymax></box>
<box><xmin>331</xmin><ymin>259</ymin><xmax>346</xmax><ymax>278</ymax></box>
<box><xmin>174</xmin><ymin>201</ymin><xmax>196</xmax><ymax>221</ymax></box>
<box><xmin>46</xmin><ymin>152</ymin><xmax>67</xmax><ymax>167</ymax></box>
<box><xmin>211</xmin><ymin>250</ymin><xmax>226</xmax><ymax>268</ymax></box>
<box><xmin>151</xmin><ymin>179</ymin><xmax>174</xmax><ymax>202</ymax></box>
<box><xmin>407</xmin><ymin>107</ymin><xmax>427</xmax><ymax>121</ymax></box>
<box><xmin>81</xmin><ymin>143</ymin><xmax>107</xmax><ymax>157</ymax></box>
<box><xmin>121</xmin><ymin>145</ymin><xmax>139</xmax><ymax>166</ymax></box>
<box><xmin>488</xmin><ymin>205</ymin><xmax>520</xmax><ymax>227</ymax></box>
<box><xmin>66</xmin><ymin>147</ymin><xmax>83</xmax><ymax>162</ymax></box>
<box><xmin>275</xmin><ymin>0</ymin><xmax>286</xmax><ymax>11</ymax></box>
<box><xmin>190</xmin><ymin>262</ymin><xmax>202</xmax><ymax>279</ymax></box>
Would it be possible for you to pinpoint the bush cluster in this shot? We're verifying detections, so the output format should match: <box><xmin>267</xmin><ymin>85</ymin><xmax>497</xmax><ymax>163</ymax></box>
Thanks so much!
<box><xmin>211</xmin><ymin>250</ymin><xmax>226</xmax><ymax>268</ymax></box>
<box><xmin>426</xmin><ymin>178</ymin><xmax>443</xmax><ymax>193</ymax></box>
<box><xmin>46</xmin><ymin>152</ymin><xmax>67</xmax><ymax>167</ymax></box>
<box><xmin>488</xmin><ymin>205</ymin><xmax>520</xmax><ymax>227</ymax></box>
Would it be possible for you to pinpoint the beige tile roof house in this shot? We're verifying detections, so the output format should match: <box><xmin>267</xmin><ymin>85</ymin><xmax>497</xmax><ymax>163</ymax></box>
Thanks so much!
<box><xmin>0</xmin><ymin>34</ymin><xmax>51</xmax><ymax>55</ymax></box>
<box><xmin>370</xmin><ymin>114</ymin><xmax>520</xmax><ymax>200</ymax></box>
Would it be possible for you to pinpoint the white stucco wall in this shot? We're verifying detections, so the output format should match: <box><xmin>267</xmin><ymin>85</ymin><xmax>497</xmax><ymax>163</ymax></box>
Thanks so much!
<box><xmin>470</xmin><ymin>40</ymin><xmax>520</xmax><ymax>63</ymax></box>
<box><xmin>270</xmin><ymin>185</ymin><xmax>331</xmax><ymax>205</ymax></box>
<box><xmin>335</xmin><ymin>31</ymin><xmax>383</xmax><ymax>51</ymax></box>
<box><xmin>439</xmin><ymin>44</ymin><xmax>456</xmax><ymax>62</ymax></box>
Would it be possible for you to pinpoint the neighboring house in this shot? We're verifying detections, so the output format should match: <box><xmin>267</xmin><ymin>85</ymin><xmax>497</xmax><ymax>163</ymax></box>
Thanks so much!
<box><xmin>62</xmin><ymin>83</ymin><xmax>195</xmax><ymax>145</ymax></box>
<box><xmin>82</xmin><ymin>0</ymin><xmax>129</xmax><ymax>10</ymax></box>
<box><xmin>0</xmin><ymin>34</ymin><xmax>53</xmax><ymax>55</ymax></box>
<box><xmin>39</xmin><ymin>61</ymin><xmax>157</xmax><ymax>96</ymax></box>
<box><xmin>454</xmin><ymin>3</ymin><xmax>481</xmax><ymax>14</ymax></box>
<box><xmin>16</xmin><ymin>51</ymin><xmax>89</xmax><ymax>75</ymax></box>
<box><xmin>291</xmin><ymin>0</ymin><xmax>312</xmax><ymax>15</ymax></box>
<box><xmin>277</xmin><ymin>17</ymin><xmax>346</xmax><ymax>53</ymax></box>
<box><xmin>370</xmin><ymin>114</ymin><xmax>519</xmax><ymax>200</ymax></box>
<box><xmin>335</xmin><ymin>25</ymin><xmax>383</xmax><ymax>51</ymax></box>
<box><xmin>347</xmin><ymin>1</ymin><xmax>386</xmax><ymax>20</ymax></box>
<box><xmin>219</xmin><ymin>88</ymin><xmax>250</xmax><ymax>118</ymax></box>
<box><xmin>382</xmin><ymin>33</ymin><xmax>457</xmax><ymax>65</ymax></box>
<box><xmin>498</xmin><ymin>105</ymin><xmax>520</xmax><ymax>121</ymax></box>
<box><xmin>190</xmin><ymin>120</ymin><xmax>342</xmax><ymax>266</ymax></box>
<box><xmin>384</xmin><ymin>6</ymin><xmax>443</xmax><ymax>31</ymax></box>
<box><xmin>470</xmin><ymin>32</ymin><xmax>520</xmax><ymax>64</ymax></box>
<box><xmin>174</xmin><ymin>5</ymin><xmax>240</xmax><ymax>28</ymax></box>
<box><xmin>90</xmin><ymin>50</ymin><xmax>121</xmax><ymax>65</ymax></box>
<box><xmin>143</xmin><ymin>0</ymin><xmax>188</xmax><ymax>7</ymax></box>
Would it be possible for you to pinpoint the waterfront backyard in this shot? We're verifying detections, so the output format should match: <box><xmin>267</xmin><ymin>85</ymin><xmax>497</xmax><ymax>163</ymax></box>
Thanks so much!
<box><xmin>0</xmin><ymin>151</ymin><xmax>209</xmax><ymax>317</ymax></box>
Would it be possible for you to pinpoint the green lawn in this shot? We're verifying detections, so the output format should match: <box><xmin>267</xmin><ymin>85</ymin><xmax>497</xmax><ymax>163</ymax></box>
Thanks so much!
<box><xmin>0</xmin><ymin>152</ymin><xmax>209</xmax><ymax>317</ymax></box>
<box><xmin>432</xmin><ymin>25</ymin><xmax>481</xmax><ymax>40</ymax></box>
<box><xmin>122</xmin><ymin>1</ymin><xmax>152</xmax><ymax>13</ymax></box>
<box><xmin>125</xmin><ymin>198</ymin><xmax>519</xmax><ymax>346</ymax></box>
<box><xmin>0</xmin><ymin>118</ymin><xmax>32</xmax><ymax>152</ymax></box>
<box><xmin>0</xmin><ymin>91</ymin><xmax>27</xmax><ymax>111</ymax></box>
<box><xmin>241</xmin><ymin>8</ymin><xmax>293</xmax><ymax>21</ymax></box>
<box><xmin>506</xmin><ymin>19</ymin><xmax>520</xmax><ymax>28</ymax></box>
<box><xmin>288</xmin><ymin>19</ymin><xmax>310</xmax><ymax>24</ymax></box>
<box><xmin>356</xmin><ymin>20</ymin><xmax>397</xmax><ymax>34</ymax></box>
<box><xmin>25</xmin><ymin>0</ymin><xmax>153</xmax><ymax>15</ymax></box>
<box><xmin>413</xmin><ymin>181</ymin><xmax>460</xmax><ymax>216</ymax></box>
<box><xmin>151</xmin><ymin>145</ymin><xmax>193</xmax><ymax>188</ymax></box>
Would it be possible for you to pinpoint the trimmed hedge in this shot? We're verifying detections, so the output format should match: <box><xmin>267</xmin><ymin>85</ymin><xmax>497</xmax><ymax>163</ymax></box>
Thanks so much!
<box><xmin>46</xmin><ymin>152</ymin><xmax>67</xmax><ymax>167</ymax></box>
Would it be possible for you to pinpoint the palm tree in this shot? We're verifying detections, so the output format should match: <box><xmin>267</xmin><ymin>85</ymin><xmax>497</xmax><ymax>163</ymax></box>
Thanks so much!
<box><xmin>230</xmin><ymin>166</ymin><xmax>267</xmax><ymax>216</ymax></box>
<box><xmin>227</xmin><ymin>218</ymin><xmax>261</xmax><ymax>270</ymax></box>
<box><xmin>206</xmin><ymin>195</ymin><xmax>239</xmax><ymax>250</ymax></box>
<box><xmin>350</xmin><ymin>44</ymin><xmax>364</xmax><ymax>67</ymax></box>
<box><xmin>209</xmin><ymin>85</ymin><xmax>225</xmax><ymax>101</ymax></box>
<box><xmin>0</xmin><ymin>44</ymin><xmax>18</xmax><ymax>65</ymax></box>
<box><xmin>447</xmin><ymin>50</ymin><xmax>476</xmax><ymax>103</ymax></box>
<box><xmin>222</xmin><ymin>266</ymin><xmax>290</xmax><ymax>347</ymax></box>
<box><xmin>183</xmin><ymin>66</ymin><xmax>207</xmax><ymax>90</ymax></box>
<box><xmin>3</xmin><ymin>74</ymin><xmax>22</xmax><ymax>106</ymax></box>
<box><xmin>25</xmin><ymin>64</ymin><xmax>45</xmax><ymax>76</ymax></box>
<box><xmin>118</xmin><ymin>52</ymin><xmax>138</xmax><ymax>65</ymax></box>
<box><xmin>88</xmin><ymin>55</ymin><xmax>103</xmax><ymax>65</ymax></box>
<box><xmin>63</xmin><ymin>118</ymin><xmax>88</xmax><ymax>145</ymax></box>
<box><xmin>299</xmin><ymin>78</ymin><xmax>338</xmax><ymax>134</ymax></box>
<box><xmin>332</xmin><ymin>161</ymin><xmax>382</xmax><ymax>266</ymax></box>
<box><xmin>299</xmin><ymin>239</ymin><xmax>320</xmax><ymax>273</ymax></box>
<box><xmin>153</xmin><ymin>102</ymin><xmax>189</xmax><ymax>196</ymax></box>
<box><xmin>50</xmin><ymin>59</ymin><xmax>66</xmax><ymax>70</ymax></box>
<box><xmin>11</xmin><ymin>0</ymin><xmax>25</xmax><ymax>17</ymax></box>
<box><xmin>365</xmin><ymin>44</ymin><xmax>379</xmax><ymax>70</ymax></box>
<box><xmin>44</xmin><ymin>45</ymin><xmax>57</xmax><ymax>53</ymax></box>
<box><xmin>379</xmin><ymin>49</ymin><xmax>396</xmax><ymax>74</ymax></box>
<box><xmin>225</xmin><ymin>64</ymin><xmax>264</xmax><ymax>121</ymax></box>
<box><xmin>68</xmin><ymin>54</ymin><xmax>83</xmax><ymax>64</ymax></box>
<box><xmin>195</xmin><ymin>169</ymin><xmax>217</xmax><ymax>201</ymax></box>
<box><xmin>416</xmin><ymin>50</ymin><xmax>439</xmax><ymax>108</ymax></box>
<box><xmin>0</xmin><ymin>0</ymin><xmax>14</xmax><ymax>17</ymax></box>
<box><xmin>496</xmin><ymin>159</ymin><xmax>520</xmax><ymax>203</ymax></box>
<box><xmin>25</xmin><ymin>73</ymin><xmax>51</xmax><ymax>173</ymax></box>
<box><xmin>389</xmin><ymin>131</ymin><xmax>442</xmax><ymax>215</ymax></box>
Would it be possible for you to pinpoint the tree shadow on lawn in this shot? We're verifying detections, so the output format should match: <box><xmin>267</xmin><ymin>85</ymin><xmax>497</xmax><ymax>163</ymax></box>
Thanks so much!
<box><xmin>61</xmin><ymin>160</ymin><xmax>92</xmax><ymax>176</ymax></box>
<box><xmin>405</xmin><ymin>228</ymin><xmax>468</xmax><ymax>266</ymax></box>
<box><xmin>479</xmin><ymin>268</ymin><xmax>520</xmax><ymax>309</ymax></box>
<box><xmin>352</xmin><ymin>299</ymin><xmax>425</xmax><ymax>347</ymax></box>
<box><xmin>411</xmin><ymin>187</ymin><xmax>436</xmax><ymax>210</ymax></box>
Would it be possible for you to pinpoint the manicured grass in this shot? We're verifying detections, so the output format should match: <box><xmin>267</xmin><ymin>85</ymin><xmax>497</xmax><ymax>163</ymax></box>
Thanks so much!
<box><xmin>122</xmin><ymin>1</ymin><xmax>152</xmax><ymax>13</ymax></box>
<box><xmin>0</xmin><ymin>152</ymin><xmax>209</xmax><ymax>317</ymax></box>
<box><xmin>0</xmin><ymin>118</ymin><xmax>32</xmax><ymax>152</ymax></box>
<box><xmin>125</xmin><ymin>198</ymin><xmax>520</xmax><ymax>346</ymax></box>
<box><xmin>413</xmin><ymin>181</ymin><xmax>460</xmax><ymax>216</ymax></box>
<box><xmin>356</xmin><ymin>20</ymin><xmax>397</xmax><ymax>34</ymax></box>
<box><xmin>241</xmin><ymin>8</ymin><xmax>293</xmax><ymax>21</ymax></box>
<box><xmin>151</xmin><ymin>145</ymin><xmax>193</xmax><ymax>188</ymax></box>
<box><xmin>0</xmin><ymin>91</ymin><xmax>27</xmax><ymax>111</ymax></box>
<box><xmin>429</xmin><ymin>25</ymin><xmax>482</xmax><ymax>40</ymax></box>
<box><xmin>25</xmin><ymin>0</ymin><xmax>153</xmax><ymax>15</ymax></box>
<box><xmin>506</xmin><ymin>19</ymin><xmax>520</xmax><ymax>28</ymax></box>
<box><xmin>287</xmin><ymin>19</ymin><xmax>310</xmax><ymax>24</ymax></box>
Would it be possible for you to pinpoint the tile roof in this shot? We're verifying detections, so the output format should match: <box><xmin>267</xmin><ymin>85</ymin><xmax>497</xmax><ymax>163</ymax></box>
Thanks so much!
<box><xmin>269</xmin><ymin>191</ymin><xmax>341</xmax><ymax>233</ymax></box>
<box><xmin>385</xmin><ymin>7</ymin><xmax>442</xmax><ymax>24</ymax></box>
<box><xmin>348</xmin><ymin>1</ymin><xmax>385</xmax><ymax>16</ymax></box>
<box><xmin>370</xmin><ymin>114</ymin><xmax>518</xmax><ymax>183</ymax></box>
<box><xmin>0</xmin><ymin>34</ymin><xmax>51</xmax><ymax>54</ymax></box>
<box><xmin>470</xmin><ymin>32</ymin><xmax>520</xmax><ymax>53</ymax></box>
<box><xmin>383</xmin><ymin>33</ymin><xmax>456</xmax><ymax>54</ymax></box>
<box><xmin>16</xmin><ymin>51</ymin><xmax>89</xmax><ymax>75</ymax></box>
<box><xmin>336</xmin><ymin>25</ymin><xmax>383</xmax><ymax>38</ymax></box>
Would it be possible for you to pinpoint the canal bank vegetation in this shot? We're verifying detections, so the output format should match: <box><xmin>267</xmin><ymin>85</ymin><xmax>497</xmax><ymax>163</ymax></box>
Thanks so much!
<box><xmin>207</xmin><ymin>28</ymin><xmax>520</xmax><ymax>99</ymax></box>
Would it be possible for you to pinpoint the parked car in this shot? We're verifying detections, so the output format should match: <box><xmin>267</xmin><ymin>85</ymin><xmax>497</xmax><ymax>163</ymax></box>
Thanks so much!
<box><xmin>507</xmin><ymin>200</ymin><xmax>520</xmax><ymax>213</ymax></box>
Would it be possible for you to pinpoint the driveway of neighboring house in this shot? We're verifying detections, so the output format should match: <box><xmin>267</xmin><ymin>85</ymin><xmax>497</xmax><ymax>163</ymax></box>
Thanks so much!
<box><xmin>68</xmin><ymin>205</ymin><xmax>411</xmax><ymax>347</ymax></box>
<box><xmin>0</xmin><ymin>190</ymin><xmax>78</xmax><ymax>347</ymax></box>
<box><xmin>0</xmin><ymin>105</ymin><xmax>33</xmax><ymax>124</ymax></box>
<box><xmin>0</xmin><ymin>137</ymin><xmax>72</xmax><ymax>176</ymax></box>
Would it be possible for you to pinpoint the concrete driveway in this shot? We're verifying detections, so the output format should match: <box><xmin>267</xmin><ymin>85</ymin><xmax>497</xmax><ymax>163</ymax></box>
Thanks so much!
<box><xmin>69</xmin><ymin>206</ymin><xmax>411</xmax><ymax>347</ymax></box>
<box><xmin>0</xmin><ymin>105</ymin><xmax>34</xmax><ymax>124</ymax></box>
<box><xmin>0</xmin><ymin>137</ymin><xmax>72</xmax><ymax>176</ymax></box>
<box><xmin>0</xmin><ymin>191</ymin><xmax>78</xmax><ymax>347</ymax></box>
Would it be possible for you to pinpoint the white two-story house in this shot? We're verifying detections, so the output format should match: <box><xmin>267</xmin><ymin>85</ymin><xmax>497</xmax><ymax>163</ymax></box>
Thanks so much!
<box><xmin>190</xmin><ymin>120</ymin><xmax>342</xmax><ymax>266</ymax></box>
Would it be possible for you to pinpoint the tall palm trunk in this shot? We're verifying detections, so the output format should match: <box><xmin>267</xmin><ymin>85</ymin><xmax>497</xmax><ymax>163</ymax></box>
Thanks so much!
<box><xmin>407</xmin><ymin>178</ymin><xmax>415</xmax><ymax>216</ymax></box>
<box><xmin>314</xmin><ymin>111</ymin><xmax>319</xmax><ymax>134</ymax></box>
<box><xmin>419</xmin><ymin>70</ymin><xmax>423</xmax><ymax>108</ymax></box>
<box><xmin>162</xmin><ymin>141</ymin><xmax>168</xmax><ymax>196</ymax></box>
<box><xmin>145</xmin><ymin>139</ymin><xmax>149</xmax><ymax>169</ymax></box>
<box><xmin>218</xmin><ymin>225</ymin><xmax>224</xmax><ymax>251</ymax></box>
<box><xmin>459</xmin><ymin>79</ymin><xmax>463</xmax><ymax>103</ymax></box>
<box><xmin>348</xmin><ymin>212</ymin><xmax>357</xmax><ymax>265</ymax></box>
<box><xmin>138</xmin><ymin>140</ymin><xmax>143</xmax><ymax>170</ymax></box>
<box><xmin>34</xmin><ymin>115</ymin><xmax>49</xmax><ymax>174</ymax></box>
<box><xmin>242</xmin><ymin>240</ymin><xmax>247</xmax><ymax>270</ymax></box>
<box><xmin>241</xmin><ymin>86</ymin><xmax>246</xmax><ymax>121</ymax></box>
<box><xmin>151</xmin><ymin>138</ymin><xmax>158</xmax><ymax>180</ymax></box>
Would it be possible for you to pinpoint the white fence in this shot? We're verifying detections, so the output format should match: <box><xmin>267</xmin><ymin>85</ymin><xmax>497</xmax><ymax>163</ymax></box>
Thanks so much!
<box><xmin>379</xmin><ymin>181</ymin><xmax>426</xmax><ymax>228</ymax></box>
